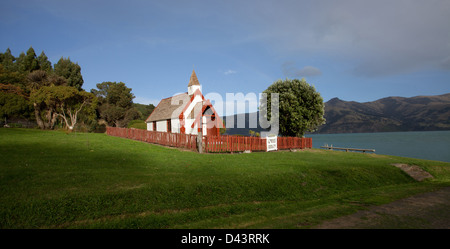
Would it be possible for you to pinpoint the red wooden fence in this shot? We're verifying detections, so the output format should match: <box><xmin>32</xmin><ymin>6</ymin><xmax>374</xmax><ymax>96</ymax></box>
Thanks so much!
<box><xmin>203</xmin><ymin>135</ymin><xmax>267</xmax><ymax>153</ymax></box>
<box><xmin>203</xmin><ymin>135</ymin><xmax>312</xmax><ymax>153</ymax></box>
<box><xmin>277</xmin><ymin>136</ymin><xmax>312</xmax><ymax>150</ymax></box>
<box><xmin>107</xmin><ymin>127</ymin><xmax>198</xmax><ymax>151</ymax></box>
<box><xmin>106</xmin><ymin>127</ymin><xmax>312</xmax><ymax>153</ymax></box>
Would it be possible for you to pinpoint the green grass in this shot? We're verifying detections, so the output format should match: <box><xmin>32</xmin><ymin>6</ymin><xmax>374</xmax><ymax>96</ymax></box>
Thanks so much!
<box><xmin>127</xmin><ymin>120</ymin><xmax>147</xmax><ymax>129</ymax></box>
<box><xmin>0</xmin><ymin>128</ymin><xmax>449</xmax><ymax>228</ymax></box>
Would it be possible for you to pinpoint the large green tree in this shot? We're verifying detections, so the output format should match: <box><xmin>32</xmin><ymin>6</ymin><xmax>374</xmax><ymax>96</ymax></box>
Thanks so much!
<box><xmin>0</xmin><ymin>64</ymin><xmax>25</xmax><ymax>88</ymax></box>
<box><xmin>15</xmin><ymin>47</ymin><xmax>40</xmax><ymax>73</ymax></box>
<box><xmin>91</xmin><ymin>82</ymin><xmax>140</xmax><ymax>127</ymax></box>
<box><xmin>262</xmin><ymin>78</ymin><xmax>325</xmax><ymax>137</ymax></box>
<box><xmin>0</xmin><ymin>91</ymin><xmax>31</xmax><ymax>124</ymax></box>
<box><xmin>26</xmin><ymin>69</ymin><xmax>67</xmax><ymax>91</ymax></box>
<box><xmin>0</xmin><ymin>48</ymin><xmax>16</xmax><ymax>71</ymax></box>
<box><xmin>30</xmin><ymin>86</ymin><xmax>97</xmax><ymax>131</ymax></box>
<box><xmin>37</xmin><ymin>51</ymin><xmax>52</xmax><ymax>72</ymax></box>
<box><xmin>54</xmin><ymin>57</ymin><xmax>84</xmax><ymax>90</ymax></box>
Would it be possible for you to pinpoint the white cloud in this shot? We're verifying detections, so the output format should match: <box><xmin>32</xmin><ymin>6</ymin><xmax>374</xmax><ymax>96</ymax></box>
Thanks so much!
<box><xmin>224</xmin><ymin>69</ymin><xmax>237</xmax><ymax>75</ymax></box>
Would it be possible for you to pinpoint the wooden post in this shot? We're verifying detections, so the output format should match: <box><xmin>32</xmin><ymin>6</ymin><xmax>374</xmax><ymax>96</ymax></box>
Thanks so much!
<box><xmin>197</xmin><ymin>131</ymin><xmax>203</xmax><ymax>153</ymax></box>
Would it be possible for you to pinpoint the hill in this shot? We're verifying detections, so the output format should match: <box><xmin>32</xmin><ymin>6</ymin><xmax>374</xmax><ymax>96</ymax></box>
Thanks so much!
<box><xmin>318</xmin><ymin>93</ymin><xmax>450</xmax><ymax>134</ymax></box>
<box><xmin>0</xmin><ymin>128</ymin><xmax>449</xmax><ymax>229</ymax></box>
<box><xmin>223</xmin><ymin>93</ymin><xmax>450</xmax><ymax>135</ymax></box>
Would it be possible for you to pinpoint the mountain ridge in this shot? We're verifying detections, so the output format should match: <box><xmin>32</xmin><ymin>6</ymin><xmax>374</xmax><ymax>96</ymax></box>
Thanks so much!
<box><xmin>318</xmin><ymin>93</ymin><xmax>450</xmax><ymax>134</ymax></box>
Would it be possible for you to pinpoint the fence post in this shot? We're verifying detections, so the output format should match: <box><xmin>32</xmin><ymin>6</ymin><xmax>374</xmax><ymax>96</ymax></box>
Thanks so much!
<box><xmin>197</xmin><ymin>132</ymin><xmax>203</xmax><ymax>153</ymax></box>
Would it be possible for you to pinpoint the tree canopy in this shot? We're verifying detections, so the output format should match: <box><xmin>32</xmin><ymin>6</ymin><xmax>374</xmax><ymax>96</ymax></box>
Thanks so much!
<box><xmin>0</xmin><ymin>91</ymin><xmax>31</xmax><ymax>121</ymax></box>
<box><xmin>91</xmin><ymin>81</ymin><xmax>140</xmax><ymax>127</ymax></box>
<box><xmin>262</xmin><ymin>78</ymin><xmax>325</xmax><ymax>137</ymax></box>
<box><xmin>54</xmin><ymin>57</ymin><xmax>84</xmax><ymax>90</ymax></box>
<box><xmin>30</xmin><ymin>86</ymin><xmax>97</xmax><ymax>131</ymax></box>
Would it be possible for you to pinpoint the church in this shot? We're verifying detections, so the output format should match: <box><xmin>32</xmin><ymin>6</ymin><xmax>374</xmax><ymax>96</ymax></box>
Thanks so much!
<box><xmin>145</xmin><ymin>70</ymin><xmax>223</xmax><ymax>136</ymax></box>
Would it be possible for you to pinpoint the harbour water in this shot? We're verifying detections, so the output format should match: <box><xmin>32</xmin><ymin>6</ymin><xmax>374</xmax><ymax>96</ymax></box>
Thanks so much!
<box><xmin>306</xmin><ymin>131</ymin><xmax>450</xmax><ymax>162</ymax></box>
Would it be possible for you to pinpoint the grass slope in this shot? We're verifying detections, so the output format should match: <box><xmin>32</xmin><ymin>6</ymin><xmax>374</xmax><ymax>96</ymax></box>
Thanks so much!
<box><xmin>0</xmin><ymin>128</ymin><xmax>449</xmax><ymax>228</ymax></box>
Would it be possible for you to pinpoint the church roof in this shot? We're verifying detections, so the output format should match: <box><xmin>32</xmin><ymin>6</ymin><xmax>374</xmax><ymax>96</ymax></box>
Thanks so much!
<box><xmin>187</xmin><ymin>69</ymin><xmax>200</xmax><ymax>87</ymax></box>
<box><xmin>145</xmin><ymin>93</ymin><xmax>190</xmax><ymax>122</ymax></box>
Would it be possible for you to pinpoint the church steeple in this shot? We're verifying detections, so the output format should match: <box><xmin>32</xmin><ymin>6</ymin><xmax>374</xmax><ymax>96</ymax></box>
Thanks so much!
<box><xmin>188</xmin><ymin>69</ymin><xmax>200</xmax><ymax>87</ymax></box>
<box><xmin>188</xmin><ymin>69</ymin><xmax>201</xmax><ymax>96</ymax></box>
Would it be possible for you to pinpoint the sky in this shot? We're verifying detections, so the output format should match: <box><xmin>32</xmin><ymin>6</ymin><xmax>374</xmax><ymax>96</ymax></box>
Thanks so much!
<box><xmin>1</xmin><ymin>0</ymin><xmax>450</xmax><ymax>116</ymax></box>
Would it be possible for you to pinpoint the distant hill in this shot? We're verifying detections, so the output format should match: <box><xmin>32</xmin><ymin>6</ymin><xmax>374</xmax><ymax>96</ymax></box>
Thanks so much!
<box><xmin>318</xmin><ymin>93</ymin><xmax>450</xmax><ymax>134</ymax></box>
<box><xmin>133</xmin><ymin>103</ymin><xmax>155</xmax><ymax>120</ymax></box>
<box><xmin>223</xmin><ymin>93</ymin><xmax>450</xmax><ymax>135</ymax></box>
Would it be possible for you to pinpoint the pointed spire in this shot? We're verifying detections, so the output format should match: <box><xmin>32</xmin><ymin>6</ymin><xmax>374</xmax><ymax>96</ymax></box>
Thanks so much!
<box><xmin>188</xmin><ymin>69</ymin><xmax>200</xmax><ymax>87</ymax></box>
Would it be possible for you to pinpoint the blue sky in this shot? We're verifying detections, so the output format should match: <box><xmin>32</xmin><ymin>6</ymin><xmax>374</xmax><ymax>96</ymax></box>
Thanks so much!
<box><xmin>1</xmin><ymin>0</ymin><xmax>450</xmax><ymax>115</ymax></box>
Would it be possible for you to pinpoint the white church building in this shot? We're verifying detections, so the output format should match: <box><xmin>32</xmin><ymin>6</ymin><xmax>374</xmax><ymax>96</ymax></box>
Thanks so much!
<box><xmin>145</xmin><ymin>70</ymin><xmax>222</xmax><ymax>136</ymax></box>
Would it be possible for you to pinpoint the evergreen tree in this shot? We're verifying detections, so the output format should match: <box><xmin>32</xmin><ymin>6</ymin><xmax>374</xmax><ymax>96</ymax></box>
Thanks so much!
<box><xmin>54</xmin><ymin>57</ymin><xmax>84</xmax><ymax>90</ymax></box>
<box><xmin>0</xmin><ymin>48</ymin><xmax>16</xmax><ymax>71</ymax></box>
<box><xmin>14</xmin><ymin>52</ymin><xmax>26</xmax><ymax>72</ymax></box>
<box><xmin>91</xmin><ymin>82</ymin><xmax>140</xmax><ymax>127</ymax></box>
<box><xmin>16</xmin><ymin>47</ymin><xmax>40</xmax><ymax>72</ymax></box>
<box><xmin>37</xmin><ymin>51</ymin><xmax>52</xmax><ymax>72</ymax></box>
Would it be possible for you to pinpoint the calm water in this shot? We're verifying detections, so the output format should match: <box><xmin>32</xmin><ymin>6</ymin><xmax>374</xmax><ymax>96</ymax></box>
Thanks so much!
<box><xmin>306</xmin><ymin>131</ymin><xmax>450</xmax><ymax>162</ymax></box>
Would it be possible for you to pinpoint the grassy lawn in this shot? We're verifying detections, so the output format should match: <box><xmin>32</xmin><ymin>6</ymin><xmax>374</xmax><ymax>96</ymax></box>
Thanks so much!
<box><xmin>0</xmin><ymin>128</ymin><xmax>449</xmax><ymax>229</ymax></box>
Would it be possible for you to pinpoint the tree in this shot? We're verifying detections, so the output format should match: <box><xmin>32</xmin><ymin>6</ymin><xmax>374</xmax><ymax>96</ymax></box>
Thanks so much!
<box><xmin>54</xmin><ymin>88</ymin><xmax>97</xmax><ymax>131</ymax></box>
<box><xmin>30</xmin><ymin>86</ymin><xmax>97</xmax><ymax>131</ymax></box>
<box><xmin>26</xmin><ymin>70</ymin><xmax>50</xmax><ymax>91</ymax></box>
<box><xmin>15</xmin><ymin>47</ymin><xmax>40</xmax><ymax>73</ymax></box>
<box><xmin>91</xmin><ymin>81</ymin><xmax>140</xmax><ymax>127</ymax></box>
<box><xmin>0</xmin><ymin>48</ymin><xmax>16</xmax><ymax>71</ymax></box>
<box><xmin>26</xmin><ymin>69</ymin><xmax>67</xmax><ymax>91</ymax></box>
<box><xmin>29</xmin><ymin>87</ymin><xmax>58</xmax><ymax>130</ymax></box>
<box><xmin>54</xmin><ymin>57</ymin><xmax>84</xmax><ymax>90</ymax></box>
<box><xmin>0</xmin><ymin>64</ymin><xmax>25</xmax><ymax>87</ymax></box>
<box><xmin>0</xmin><ymin>71</ymin><xmax>32</xmax><ymax>122</ymax></box>
<box><xmin>261</xmin><ymin>78</ymin><xmax>325</xmax><ymax>137</ymax></box>
<box><xmin>24</xmin><ymin>47</ymin><xmax>40</xmax><ymax>72</ymax></box>
<box><xmin>0</xmin><ymin>91</ymin><xmax>31</xmax><ymax>124</ymax></box>
<box><xmin>37</xmin><ymin>51</ymin><xmax>52</xmax><ymax>72</ymax></box>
